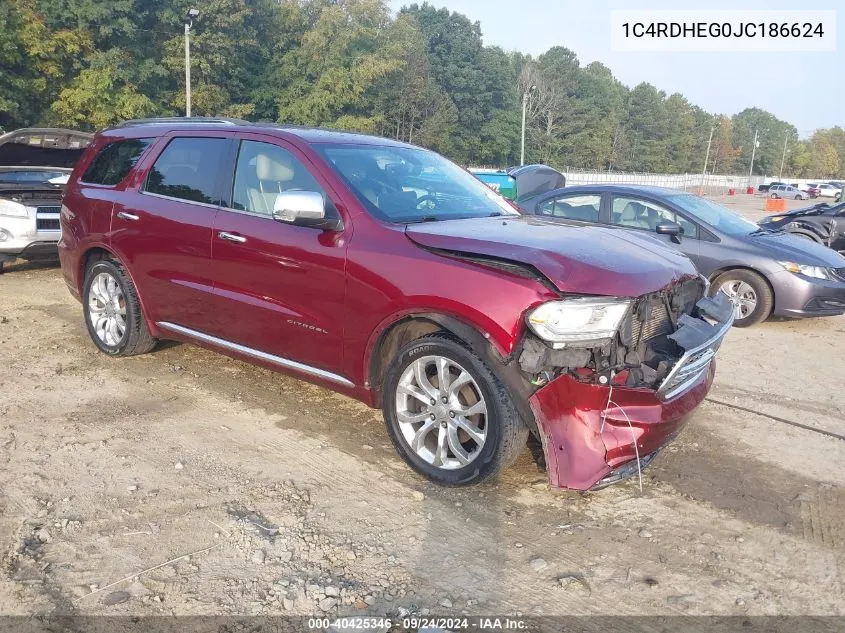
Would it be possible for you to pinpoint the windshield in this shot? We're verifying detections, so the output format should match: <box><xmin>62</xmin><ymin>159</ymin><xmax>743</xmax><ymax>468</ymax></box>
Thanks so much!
<box><xmin>0</xmin><ymin>170</ymin><xmax>67</xmax><ymax>184</ymax></box>
<box><xmin>669</xmin><ymin>194</ymin><xmax>760</xmax><ymax>236</ymax></box>
<box><xmin>316</xmin><ymin>143</ymin><xmax>517</xmax><ymax>223</ymax></box>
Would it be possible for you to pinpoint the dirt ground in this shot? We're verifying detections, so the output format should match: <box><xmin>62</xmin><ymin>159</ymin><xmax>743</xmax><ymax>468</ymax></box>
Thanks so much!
<box><xmin>0</xmin><ymin>194</ymin><xmax>843</xmax><ymax>623</ymax></box>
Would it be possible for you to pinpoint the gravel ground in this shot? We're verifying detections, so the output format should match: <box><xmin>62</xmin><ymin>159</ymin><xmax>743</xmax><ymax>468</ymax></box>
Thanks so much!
<box><xmin>0</xmin><ymin>194</ymin><xmax>843</xmax><ymax>623</ymax></box>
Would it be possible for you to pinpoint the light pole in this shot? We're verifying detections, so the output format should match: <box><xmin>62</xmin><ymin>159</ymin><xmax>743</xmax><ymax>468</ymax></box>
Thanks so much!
<box><xmin>779</xmin><ymin>131</ymin><xmax>793</xmax><ymax>180</ymax></box>
<box><xmin>700</xmin><ymin>124</ymin><xmax>715</xmax><ymax>193</ymax></box>
<box><xmin>748</xmin><ymin>128</ymin><xmax>760</xmax><ymax>186</ymax></box>
<box><xmin>520</xmin><ymin>85</ymin><xmax>536</xmax><ymax>166</ymax></box>
<box><xmin>184</xmin><ymin>8</ymin><xmax>199</xmax><ymax>117</ymax></box>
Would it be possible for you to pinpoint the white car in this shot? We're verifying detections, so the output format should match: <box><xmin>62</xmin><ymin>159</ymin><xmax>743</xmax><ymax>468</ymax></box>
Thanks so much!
<box><xmin>817</xmin><ymin>183</ymin><xmax>842</xmax><ymax>199</ymax></box>
<box><xmin>768</xmin><ymin>184</ymin><xmax>808</xmax><ymax>200</ymax></box>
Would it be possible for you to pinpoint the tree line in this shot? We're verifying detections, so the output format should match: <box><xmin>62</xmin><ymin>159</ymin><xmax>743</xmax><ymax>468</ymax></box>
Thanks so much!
<box><xmin>2</xmin><ymin>0</ymin><xmax>843</xmax><ymax>178</ymax></box>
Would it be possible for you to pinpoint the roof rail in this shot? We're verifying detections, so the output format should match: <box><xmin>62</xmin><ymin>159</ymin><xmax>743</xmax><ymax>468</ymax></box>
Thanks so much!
<box><xmin>115</xmin><ymin>117</ymin><xmax>247</xmax><ymax>128</ymax></box>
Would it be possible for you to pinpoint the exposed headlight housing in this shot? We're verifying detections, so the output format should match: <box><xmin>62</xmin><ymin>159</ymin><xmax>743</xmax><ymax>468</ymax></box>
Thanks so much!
<box><xmin>0</xmin><ymin>199</ymin><xmax>28</xmax><ymax>218</ymax></box>
<box><xmin>527</xmin><ymin>297</ymin><xmax>632</xmax><ymax>347</ymax></box>
<box><xmin>778</xmin><ymin>261</ymin><xmax>835</xmax><ymax>280</ymax></box>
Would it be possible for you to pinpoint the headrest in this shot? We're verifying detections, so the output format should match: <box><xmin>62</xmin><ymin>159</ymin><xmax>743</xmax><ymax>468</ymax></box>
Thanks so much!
<box><xmin>256</xmin><ymin>153</ymin><xmax>294</xmax><ymax>182</ymax></box>
<box><xmin>620</xmin><ymin>202</ymin><xmax>641</xmax><ymax>220</ymax></box>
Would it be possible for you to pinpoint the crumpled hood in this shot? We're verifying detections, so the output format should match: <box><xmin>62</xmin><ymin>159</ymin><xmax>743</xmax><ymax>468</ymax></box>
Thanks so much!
<box><xmin>405</xmin><ymin>216</ymin><xmax>698</xmax><ymax>297</ymax></box>
<box><xmin>751</xmin><ymin>232</ymin><xmax>845</xmax><ymax>267</ymax></box>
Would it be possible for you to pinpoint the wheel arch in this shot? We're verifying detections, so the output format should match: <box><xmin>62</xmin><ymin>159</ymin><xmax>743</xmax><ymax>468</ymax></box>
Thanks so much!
<box><xmin>79</xmin><ymin>245</ymin><xmax>158</xmax><ymax>337</ymax></box>
<box><xmin>366</xmin><ymin>313</ymin><xmax>502</xmax><ymax>407</ymax></box>
<box><xmin>365</xmin><ymin>312</ymin><xmax>538</xmax><ymax>434</ymax></box>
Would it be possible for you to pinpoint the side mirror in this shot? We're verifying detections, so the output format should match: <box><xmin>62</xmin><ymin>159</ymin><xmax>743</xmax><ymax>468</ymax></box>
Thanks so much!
<box><xmin>655</xmin><ymin>220</ymin><xmax>682</xmax><ymax>236</ymax></box>
<box><xmin>272</xmin><ymin>191</ymin><xmax>342</xmax><ymax>231</ymax></box>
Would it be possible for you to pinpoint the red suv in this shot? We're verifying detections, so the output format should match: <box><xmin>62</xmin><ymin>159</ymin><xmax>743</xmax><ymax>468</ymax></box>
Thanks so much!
<box><xmin>59</xmin><ymin>118</ymin><xmax>733</xmax><ymax>490</ymax></box>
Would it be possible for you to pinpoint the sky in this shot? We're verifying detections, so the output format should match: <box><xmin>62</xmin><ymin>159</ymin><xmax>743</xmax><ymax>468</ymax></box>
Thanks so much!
<box><xmin>388</xmin><ymin>0</ymin><xmax>842</xmax><ymax>138</ymax></box>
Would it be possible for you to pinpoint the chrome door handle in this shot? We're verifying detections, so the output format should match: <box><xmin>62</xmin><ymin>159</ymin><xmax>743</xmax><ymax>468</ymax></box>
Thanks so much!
<box><xmin>116</xmin><ymin>211</ymin><xmax>139</xmax><ymax>221</ymax></box>
<box><xmin>218</xmin><ymin>231</ymin><xmax>247</xmax><ymax>244</ymax></box>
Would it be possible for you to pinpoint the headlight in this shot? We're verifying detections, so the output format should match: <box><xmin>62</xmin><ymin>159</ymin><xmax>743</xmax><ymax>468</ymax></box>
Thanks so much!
<box><xmin>0</xmin><ymin>199</ymin><xmax>28</xmax><ymax>218</ymax></box>
<box><xmin>527</xmin><ymin>297</ymin><xmax>632</xmax><ymax>346</ymax></box>
<box><xmin>765</xmin><ymin>216</ymin><xmax>786</xmax><ymax>222</ymax></box>
<box><xmin>778</xmin><ymin>261</ymin><xmax>835</xmax><ymax>280</ymax></box>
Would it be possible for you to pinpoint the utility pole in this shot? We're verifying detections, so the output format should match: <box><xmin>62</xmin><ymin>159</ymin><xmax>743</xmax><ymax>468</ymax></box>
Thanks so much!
<box><xmin>520</xmin><ymin>85</ymin><xmax>536</xmax><ymax>166</ymax></box>
<box><xmin>779</xmin><ymin>132</ymin><xmax>790</xmax><ymax>179</ymax></box>
<box><xmin>700</xmin><ymin>125</ymin><xmax>714</xmax><ymax>193</ymax></box>
<box><xmin>184</xmin><ymin>9</ymin><xmax>199</xmax><ymax>117</ymax></box>
<box><xmin>748</xmin><ymin>128</ymin><xmax>759</xmax><ymax>186</ymax></box>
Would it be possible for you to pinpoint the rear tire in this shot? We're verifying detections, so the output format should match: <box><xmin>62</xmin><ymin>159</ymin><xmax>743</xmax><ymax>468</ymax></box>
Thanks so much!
<box><xmin>382</xmin><ymin>333</ymin><xmax>528</xmax><ymax>486</ymax></box>
<box><xmin>83</xmin><ymin>258</ymin><xmax>157</xmax><ymax>356</ymax></box>
<box><xmin>711</xmin><ymin>269</ymin><xmax>774</xmax><ymax>328</ymax></box>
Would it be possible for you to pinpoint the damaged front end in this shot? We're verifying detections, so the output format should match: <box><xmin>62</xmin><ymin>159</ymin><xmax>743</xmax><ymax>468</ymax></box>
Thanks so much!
<box><xmin>521</xmin><ymin>277</ymin><xmax>734</xmax><ymax>490</ymax></box>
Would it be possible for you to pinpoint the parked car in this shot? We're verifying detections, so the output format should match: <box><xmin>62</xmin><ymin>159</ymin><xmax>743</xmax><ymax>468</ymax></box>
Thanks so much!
<box><xmin>59</xmin><ymin>118</ymin><xmax>734</xmax><ymax>491</ymax></box>
<box><xmin>519</xmin><ymin>184</ymin><xmax>845</xmax><ymax>327</ymax></box>
<box><xmin>0</xmin><ymin>128</ymin><xmax>93</xmax><ymax>272</ymax></box>
<box><xmin>816</xmin><ymin>182</ymin><xmax>842</xmax><ymax>199</ymax></box>
<box><xmin>804</xmin><ymin>183</ymin><xmax>822</xmax><ymax>199</ymax></box>
<box><xmin>758</xmin><ymin>181</ymin><xmax>786</xmax><ymax>193</ymax></box>
<box><xmin>471</xmin><ymin>164</ymin><xmax>565</xmax><ymax>203</ymax></box>
<box><xmin>759</xmin><ymin>201</ymin><xmax>845</xmax><ymax>255</ymax></box>
<box><xmin>769</xmin><ymin>184</ymin><xmax>808</xmax><ymax>200</ymax></box>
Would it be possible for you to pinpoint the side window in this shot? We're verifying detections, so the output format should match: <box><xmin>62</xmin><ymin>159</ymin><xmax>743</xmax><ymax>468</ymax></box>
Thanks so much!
<box><xmin>612</xmin><ymin>196</ymin><xmax>698</xmax><ymax>237</ymax></box>
<box><xmin>231</xmin><ymin>140</ymin><xmax>330</xmax><ymax>217</ymax></box>
<box><xmin>143</xmin><ymin>137</ymin><xmax>228</xmax><ymax>205</ymax></box>
<box><xmin>81</xmin><ymin>138</ymin><xmax>153</xmax><ymax>186</ymax></box>
<box><xmin>537</xmin><ymin>194</ymin><xmax>601</xmax><ymax>222</ymax></box>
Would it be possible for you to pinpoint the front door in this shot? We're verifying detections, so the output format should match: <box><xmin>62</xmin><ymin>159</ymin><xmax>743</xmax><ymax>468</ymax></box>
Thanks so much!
<box><xmin>207</xmin><ymin>136</ymin><xmax>350</xmax><ymax>376</ymax></box>
<box><xmin>608</xmin><ymin>194</ymin><xmax>701</xmax><ymax>262</ymax></box>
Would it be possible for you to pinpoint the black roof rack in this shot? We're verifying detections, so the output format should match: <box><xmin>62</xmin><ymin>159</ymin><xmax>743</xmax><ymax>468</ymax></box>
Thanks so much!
<box><xmin>115</xmin><ymin>117</ymin><xmax>247</xmax><ymax>128</ymax></box>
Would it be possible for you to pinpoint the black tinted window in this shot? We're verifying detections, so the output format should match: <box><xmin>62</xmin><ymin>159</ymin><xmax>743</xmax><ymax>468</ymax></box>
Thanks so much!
<box><xmin>81</xmin><ymin>138</ymin><xmax>152</xmax><ymax>185</ymax></box>
<box><xmin>144</xmin><ymin>137</ymin><xmax>228</xmax><ymax>205</ymax></box>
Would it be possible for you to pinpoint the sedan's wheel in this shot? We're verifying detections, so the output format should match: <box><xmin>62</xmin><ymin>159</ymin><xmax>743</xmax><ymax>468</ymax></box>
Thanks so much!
<box><xmin>711</xmin><ymin>269</ymin><xmax>774</xmax><ymax>327</ymax></box>
<box><xmin>383</xmin><ymin>334</ymin><xmax>528</xmax><ymax>486</ymax></box>
<box><xmin>770</xmin><ymin>193</ymin><xmax>778</xmax><ymax>199</ymax></box>
<box><xmin>83</xmin><ymin>258</ymin><xmax>157</xmax><ymax>356</ymax></box>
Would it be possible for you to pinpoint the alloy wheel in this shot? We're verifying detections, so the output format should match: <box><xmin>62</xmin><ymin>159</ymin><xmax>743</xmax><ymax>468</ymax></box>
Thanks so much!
<box><xmin>721</xmin><ymin>280</ymin><xmax>758</xmax><ymax>320</ymax></box>
<box><xmin>87</xmin><ymin>272</ymin><xmax>127</xmax><ymax>346</ymax></box>
<box><xmin>394</xmin><ymin>355</ymin><xmax>488</xmax><ymax>470</ymax></box>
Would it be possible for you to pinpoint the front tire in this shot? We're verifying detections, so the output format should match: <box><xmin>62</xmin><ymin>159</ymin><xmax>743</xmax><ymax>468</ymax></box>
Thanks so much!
<box><xmin>83</xmin><ymin>258</ymin><xmax>157</xmax><ymax>356</ymax></box>
<box><xmin>382</xmin><ymin>334</ymin><xmax>528</xmax><ymax>486</ymax></box>
<box><xmin>711</xmin><ymin>269</ymin><xmax>774</xmax><ymax>328</ymax></box>
<box><xmin>770</xmin><ymin>193</ymin><xmax>778</xmax><ymax>199</ymax></box>
<box><xmin>795</xmin><ymin>195</ymin><xmax>802</xmax><ymax>200</ymax></box>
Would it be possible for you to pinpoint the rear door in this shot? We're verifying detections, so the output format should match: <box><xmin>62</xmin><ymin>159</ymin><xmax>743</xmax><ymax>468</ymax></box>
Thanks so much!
<box><xmin>110</xmin><ymin>133</ymin><xmax>232</xmax><ymax>330</ymax></box>
<box><xmin>205</xmin><ymin>134</ymin><xmax>350</xmax><ymax>375</ymax></box>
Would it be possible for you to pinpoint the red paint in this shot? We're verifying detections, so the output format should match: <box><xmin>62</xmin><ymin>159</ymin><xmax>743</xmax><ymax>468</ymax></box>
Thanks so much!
<box><xmin>529</xmin><ymin>364</ymin><xmax>715</xmax><ymax>490</ymax></box>
<box><xmin>60</xmin><ymin>121</ymin><xmax>713</xmax><ymax>488</ymax></box>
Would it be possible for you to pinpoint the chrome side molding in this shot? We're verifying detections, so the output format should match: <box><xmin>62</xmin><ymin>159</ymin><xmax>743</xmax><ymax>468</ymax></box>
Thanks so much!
<box><xmin>156</xmin><ymin>321</ymin><xmax>355</xmax><ymax>388</ymax></box>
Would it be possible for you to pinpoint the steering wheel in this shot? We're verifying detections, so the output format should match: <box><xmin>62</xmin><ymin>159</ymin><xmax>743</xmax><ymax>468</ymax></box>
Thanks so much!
<box><xmin>415</xmin><ymin>195</ymin><xmax>439</xmax><ymax>210</ymax></box>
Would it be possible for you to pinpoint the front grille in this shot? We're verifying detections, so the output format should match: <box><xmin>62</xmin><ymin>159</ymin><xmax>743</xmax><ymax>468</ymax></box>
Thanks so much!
<box><xmin>36</xmin><ymin>206</ymin><xmax>61</xmax><ymax>232</ymax></box>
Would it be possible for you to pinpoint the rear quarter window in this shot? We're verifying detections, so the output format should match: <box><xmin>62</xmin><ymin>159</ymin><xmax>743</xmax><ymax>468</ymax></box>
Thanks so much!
<box><xmin>81</xmin><ymin>138</ymin><xmax>153</xmax><ymax>186</ymax></box>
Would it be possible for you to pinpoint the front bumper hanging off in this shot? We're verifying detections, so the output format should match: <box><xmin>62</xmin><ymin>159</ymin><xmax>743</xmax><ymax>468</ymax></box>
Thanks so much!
<box><xmin>528</xmin><ymin>293</ymin><xmax>734</xmax><ymax>490</ymax></box>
